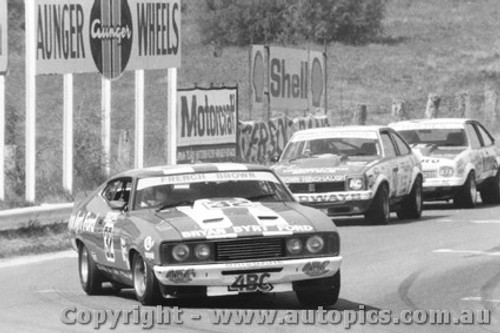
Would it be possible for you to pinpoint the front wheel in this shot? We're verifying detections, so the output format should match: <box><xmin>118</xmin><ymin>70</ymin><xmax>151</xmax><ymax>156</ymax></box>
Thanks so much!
<box><xmin>295</xmin><ymin>270</ymin><xmax>341</xmax><ymax>307</ymax></box>
<box><xmin>365</xmin><ymin>184</ymin><xmax>390</xmax><ymax>225</ymax></box>
<box><xmin>78</xmin><ymin>244</ymin><xmax>103</xmax><ymax>295</ymax></box>
<box><xmin>454</xmin><ymin>172</ymin><xmax>477</xmax><ymax>208</ymax></box>
<box><xmin>132</xmin><ymin>253</ymin><xmax>161</xmax><ymax>305</ymax></box>
<box><xmin>480</xmin><ymin>169</ymin><xmax>500</xmax><ymax>204</ymax></box>
<box><xmin>397</xmin><ymin>177</ymin><xmax>423</xmax><ymax>219</ymax></box>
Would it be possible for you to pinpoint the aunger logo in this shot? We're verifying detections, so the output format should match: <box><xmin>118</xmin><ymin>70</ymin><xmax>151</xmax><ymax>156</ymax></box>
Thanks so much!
<box><xmin>89</xmin><ymin>0</ymin><xmax>133</xmax><ymax>80</ymax></box>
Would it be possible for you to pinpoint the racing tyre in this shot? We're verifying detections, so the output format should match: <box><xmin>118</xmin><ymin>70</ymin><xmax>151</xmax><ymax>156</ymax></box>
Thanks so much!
<box><xmin>454</xmin><ymin>172</ymin><xmax>477</xmax><ymax>208</ymax></box>
<box><xmin>132</xmin><ymin>253</ymin><xmax>161</xmax><ymax>305</ymax></box>
<box><xmin>480</xmin><ymin>169</ymin><xmax>500</xmax><ymax>205</ymax></box>
<box><xmin>295</xmin><ymin>270</ymin><xmax>341</xmax><ymax>307</ymax></box>
<box><xmin>397</xmin><ymin>177</ymin><xmax>423</xmax><ymax>220</ymax></box>
<box><xmin>78</xmin><ymin>243</ymin><xmax>103</xmax><ymax>295</ymax></box>
<box><xmin>365</xmin><ymin>184</ymin><xmax>390</xmax><ymax>225</ymax></box>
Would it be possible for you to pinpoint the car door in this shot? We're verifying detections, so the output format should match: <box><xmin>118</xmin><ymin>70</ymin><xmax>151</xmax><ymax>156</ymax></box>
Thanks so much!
<box><xmin>97</xmin><ymin>177</ymin><xmax>132</xmax><ymax>268</ymax></box>
<box><xmin>474</xmin><ymin>122</ymin><xmax>498</xmax><ymax>180</ymax></box>
<box><xmin>389</xmin><ymin>131</ymin><xmax>414</xmax><ymax>197</ymax></box>
<box><xmin>379</xmin><ymin>131</ymin><xmax>399</xmax><ymax>198</ymax></box>
<box><xmin>465</xmin><ymin>123</ymin><xmax>484</xmax><ymax>181</ymax></box>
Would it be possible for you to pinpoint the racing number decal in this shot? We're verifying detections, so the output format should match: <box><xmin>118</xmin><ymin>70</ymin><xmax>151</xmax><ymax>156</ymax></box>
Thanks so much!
<box><xmin>228</xmin><ymin>273</ymin><xmax>273</xmax><ymax>292</ymax></box>
<box><xmin>103</xmin><ymin>221</ymin><xmax>115</xmax><ymax>263</ymax></box>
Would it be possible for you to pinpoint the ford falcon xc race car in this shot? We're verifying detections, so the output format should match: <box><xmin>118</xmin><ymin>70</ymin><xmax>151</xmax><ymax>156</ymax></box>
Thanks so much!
<box><xmin>389</xmin><ymin>118</ymin><xmax>500</xmax><ymax>207</ymax></box>
<box><xmin>272</xmin><ymin>126</ymin><xmax>423</xmax><ymax>225</ymax></box>
<box><xmin>69</xmin><ymin>163</ymin><xmax>342</xmax><ymax>306</ymax></box>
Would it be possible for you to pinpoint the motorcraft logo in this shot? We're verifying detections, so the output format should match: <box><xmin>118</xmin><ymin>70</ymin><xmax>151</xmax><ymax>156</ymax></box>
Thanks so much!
<box><xmin>252</xmin><ymin>49</ymin><xmax>265</xmax><ymax>103</ymax></box>
<box><xmin>311</xmin><ymin>56</ymin><xmax>324</xmax><ymax>107</ymax></box>
<box><xmin>89</xmin><ymin>0</ymin><xmax>133</xmax><ymax>80</ymax></box>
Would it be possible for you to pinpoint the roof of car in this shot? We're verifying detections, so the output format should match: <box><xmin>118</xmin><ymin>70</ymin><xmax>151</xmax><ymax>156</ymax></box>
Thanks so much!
<box><xmin>292</xmin><ymin>125</ymin><xmax>389</xmax><ymax>136</ymax></box>
<box><xmin>113</xmin><ymin>163</ymin><xmax>272</xmax><ymax>179</ymax></box>
<box><xmin>389</xmin><ymin>118</ymin><xmax>472</xmax><ymax>127</ymax></box>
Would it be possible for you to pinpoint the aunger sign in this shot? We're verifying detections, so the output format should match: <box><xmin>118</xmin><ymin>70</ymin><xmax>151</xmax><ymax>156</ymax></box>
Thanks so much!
<box><xmin>0</xmin><ymin>0</ymin><xmax>7</xmax><ymax>73</ymax></box>
<box><xmin>35</xmin><ymin>0</ymin><xmax>180</xmax><ymax>79</ymax></box>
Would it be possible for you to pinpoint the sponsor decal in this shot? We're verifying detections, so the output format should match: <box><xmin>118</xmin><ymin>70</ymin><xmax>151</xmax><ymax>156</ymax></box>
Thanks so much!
<box><xmin>91</xmin><ymin>251</ymin><xmax>98</xmax><ymax>261</ymax></box>
<box><xmin>89</xmin><ymin>0</ymin><xmax>133</xmax><ymax>79</ymax></box>
<box><xmin>296</xmin><ymin>192</ymin><xmax>370</xmax><ymax>203</ymax></box>
<box><xmin>120</xmin><ymin>237</ymin><xmax>129</xmax><ymax>267</ymax></box>
<box><xmin>144</xmin><ymin>251</ymin><xmax>155</xmax><ymax>260</ymax></box>
<box><xmin>291</xmin><ymin>130</ymin><xmax>378</xmax><ymax>142</ymax></box>
<box><xmin>282</xmin><ymin>175</ymin><xmax>345</xmax><ymax>183</ymax></box>
<box><xmin>144</xmin><ymin>236</ymin><xmax>155</xmax><ymax>251</ymax></box>
<box><xmin>302</xmin><ymin>260</ymin><xmax>330</xmax><ymax>277</ymax></box>
<box><xmin>283</xmin><ymin>167</ymin><xmax>349</xmax><ymax>175</ymax></box>
<box><xmin>225</xmin><ymin>260</ymin><xmax>282</xmax><ymax>268</ymax></box>
<box><xmin>228</xmin><ymin>273</ymin><xmax>273</xmax><ymax>293</ymax></box>
<box><xmin>103</xmin><ymin>221</ymin><xmax>115</xmax><ymax>262</ymax></box>
<box><xmin>136</xmin><ymin>171</ymin><xmax>278</xmax><ymax>190</ymax></box>
<box><xmin>166</xmin><ymin>269</ymin><xmax>196</xmax><ymax>283</ymax></box>
<box><xmin>82</xmin><ymin>212</ymin><xmax>99</xmax><ymax>232</ymax></box>
<box><xmin>180</xmin><ymin>224</ymin><xmax>314</xmax><ymax>239</ymax></box>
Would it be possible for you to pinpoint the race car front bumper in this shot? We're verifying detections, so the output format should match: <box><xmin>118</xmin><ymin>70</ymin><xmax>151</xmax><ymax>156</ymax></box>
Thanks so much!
<box><xmin>154</xmin><ymin>256</ymin><xmax>342</xmax><ymax>296</ymax></box>
<box><xmin>293</xmin><ymin>190</ymin><xmax>374</xmax><ymax>216</ymax></box>
<box><xmin>423</xmin><ymin>177</ymin><xmax>465</xmax><ymax>199</ymax></box>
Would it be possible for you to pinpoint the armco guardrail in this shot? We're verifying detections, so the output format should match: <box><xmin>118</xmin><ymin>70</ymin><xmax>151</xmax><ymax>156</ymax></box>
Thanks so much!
<box><xmin>0</xmin><ymin>203</ymin><xmax>74</xmax><ymax>232</ymax></box>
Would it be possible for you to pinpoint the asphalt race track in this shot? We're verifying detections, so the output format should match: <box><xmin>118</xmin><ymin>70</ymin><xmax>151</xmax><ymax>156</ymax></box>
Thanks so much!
<box><xmin>1</xmin><ymin>202</ymin><xmax>499</xmax><ymax>332</ymax></box>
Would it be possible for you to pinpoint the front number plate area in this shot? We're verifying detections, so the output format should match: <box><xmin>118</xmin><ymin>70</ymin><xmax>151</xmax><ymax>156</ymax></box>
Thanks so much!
<box><xmin>227</xmin><ymin>273</ymin><xmax>274</xmax><ymax>293</ymax></box>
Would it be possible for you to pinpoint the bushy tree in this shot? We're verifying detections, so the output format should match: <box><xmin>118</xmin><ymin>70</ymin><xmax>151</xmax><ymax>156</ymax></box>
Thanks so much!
<box><xmin>200</xmin><ymin>0</ymin><xmax>386</xmax><ymax>46</ymax></box>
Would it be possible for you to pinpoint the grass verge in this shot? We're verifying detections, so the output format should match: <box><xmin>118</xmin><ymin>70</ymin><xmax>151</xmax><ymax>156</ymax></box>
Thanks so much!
<box><xmin>0</xmin><ymin>223</ymin><xmax>71</xmax><ymax>259</ymax></box>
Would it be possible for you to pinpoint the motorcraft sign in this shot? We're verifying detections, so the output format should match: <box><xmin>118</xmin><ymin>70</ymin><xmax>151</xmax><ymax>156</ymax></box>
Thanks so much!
<box><xmin>177</xmin><ymin>87</ymin><xmax>238</xmax><ymax>162</ymax></box>
<box><xmin>35</xmin><ymin>0</ymin><xmax>181</xmax><ymax>79</ymax></box>
<box><xmin>0</xmin><ymin>0</ymin><xmax>7</xmax><ymax>73</ymax></box>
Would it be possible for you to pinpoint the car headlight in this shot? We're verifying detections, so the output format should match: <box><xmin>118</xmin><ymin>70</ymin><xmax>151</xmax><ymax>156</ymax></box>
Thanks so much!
<box><xmin>348</xmin><ymin>177</ymin><xmax>364</xmax><ymax>190</ymax></box>
<box><xmin>194</xmin><ymin>244</ymin><xmax>210</xmax><ymax>260</ymax></box>
<box><xmin>286</xmin><ymin>238</ymin><xmax>303</xmax><ymax>255</ymax></box>
<box><xmin>306</xmin><ymin>235</ymin><xmax>324</xmax><ymax>253</ymax></box>
<box><xmin>439</xmin><ymin>166</ymin><xmax>454</xmax><ymax>177</ymax></box>
<box><xmin>172</xmin><ymin>244</ymin><xmax>190</xmax><ymax>262</ymax></box>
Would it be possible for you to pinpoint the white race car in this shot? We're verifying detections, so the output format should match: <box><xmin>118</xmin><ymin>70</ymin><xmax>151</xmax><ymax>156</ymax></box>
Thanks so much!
<box><xmin>390</xmin><ymin>118</ymin><xmax>500</xmax><ymax>207</ymax></box>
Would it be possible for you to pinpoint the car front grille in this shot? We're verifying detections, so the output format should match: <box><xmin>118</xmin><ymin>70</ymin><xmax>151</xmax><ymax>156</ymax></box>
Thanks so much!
<box><xmin>422</xmin><ymin>170</ymin><xmax>438</xmax><ymax>179</ymax></box>
<box><xmin>215</xmin><ymin>238</ymin><xmax>285</xmax><ymax>261</ymax></box>
<box><xmin>288</xmin><ymin>182</ymin><xmax>345</xmax><ymax>193</ymax></box>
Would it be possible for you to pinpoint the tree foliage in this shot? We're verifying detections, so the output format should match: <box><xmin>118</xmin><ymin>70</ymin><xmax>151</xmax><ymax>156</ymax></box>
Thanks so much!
<box><xmin>200</xmin><ymin>0</ymin><xmax>386</xmax><ymax>46</ymax></box>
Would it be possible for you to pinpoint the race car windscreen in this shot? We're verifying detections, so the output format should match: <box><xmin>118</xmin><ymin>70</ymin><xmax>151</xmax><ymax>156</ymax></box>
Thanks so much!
<box><xmin>398</xmin><ymin>128</ymin><xmax>467</xmax><ymax>147</ymax></box>
<box><xmin>134</xmin><ymin>171</ymin><xmax>293</xmax><ymax>210</ymax></box>
<box><xmin>281</xmin><ymin>131</ymin><xmax>380</xmax><ymax>161</ymax></box>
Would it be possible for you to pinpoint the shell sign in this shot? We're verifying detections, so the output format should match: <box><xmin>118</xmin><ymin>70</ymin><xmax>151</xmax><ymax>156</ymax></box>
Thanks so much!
<box><xmin>0</xmin><ymin>0</ymin><xmax>7</xmax><ymax>74</ymax></box>
<box><xmin>250</xmin><ymin>45</ymin><xmax>325</xmax><ymax>111</ymax></box>
<box><xmin>35</xmin><ymin>0</ymin><xmax>181</xmax><ymax>79</ymax></box>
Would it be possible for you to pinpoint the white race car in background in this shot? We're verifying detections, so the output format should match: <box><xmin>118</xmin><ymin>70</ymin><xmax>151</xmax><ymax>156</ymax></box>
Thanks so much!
<box><xmin>390</xmin><ymin>118</ymin><xmax>500</xmax><ymax>207</ymax></box>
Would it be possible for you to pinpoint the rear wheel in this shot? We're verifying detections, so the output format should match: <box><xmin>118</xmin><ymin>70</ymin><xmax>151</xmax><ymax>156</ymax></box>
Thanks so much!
<box><xmin>132</xmin><ymin>253</ymin><xmax>161</xmax><ymax>305</ymax></box>
<box><xmin>78</xmin><ymin>244</ymin><xmax>103</xmax><ymax>295</ymax></box>
<box><xmin>365</xmin><ymin>184</ymin><xmax>390</xmax><ymax>225</ymax></box>
<box><xmin>454</xmin><ymin>172</ymin><xmax>477</xmax><ymax>208</ymax></box>
<box><xmin>397</xmin><ymin>177</ymin><xmax>423</xmax><ymax>219</ymax></box>
<box><xmin>480</xmin><ymin>169</ymin><xmax>500</xmax><ymax>204</ymax></box>
<box><xmin>295</xmin><ymin>270</ymin><xmax>341</xmax><ymax>307</ymax></box>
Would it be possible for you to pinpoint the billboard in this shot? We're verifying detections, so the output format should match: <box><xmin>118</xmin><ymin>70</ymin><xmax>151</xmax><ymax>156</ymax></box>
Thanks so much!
<box><xmin>0</xmin><ymin>0</ymin><xmax>7</xmax><ymax>73</ymax></box>
<box><xmin>250</xmin><ymin>45</ymin><xmax>326</xmax><ymax>112</ymax></box>
<box><xmin>177</xmin><ymin>87</ymin><xmax>238</xmax><ymax>162</ymax></box>
<box><xmin>35</xmin><ymin>0</ymin><xmax>181</xmax><ymax>79</ymax></box>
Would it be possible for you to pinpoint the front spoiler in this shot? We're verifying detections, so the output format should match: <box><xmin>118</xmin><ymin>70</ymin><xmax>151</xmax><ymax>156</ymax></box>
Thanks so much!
<box><xmin>154</xmin><ymin>256</ymin><xmax>342</xmax><ymax>291</ymax></box>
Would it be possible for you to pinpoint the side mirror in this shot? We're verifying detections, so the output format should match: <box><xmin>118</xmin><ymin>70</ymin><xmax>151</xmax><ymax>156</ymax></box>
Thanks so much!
<box><xmin>109</xmin><ymin>200</ymin><xmax>127</xmax><ymax>211</ymax></box>
<box><xmin>270</xmin><ymin>155</ymin><xmax>280</xmax><ymax>163</ymax></box>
